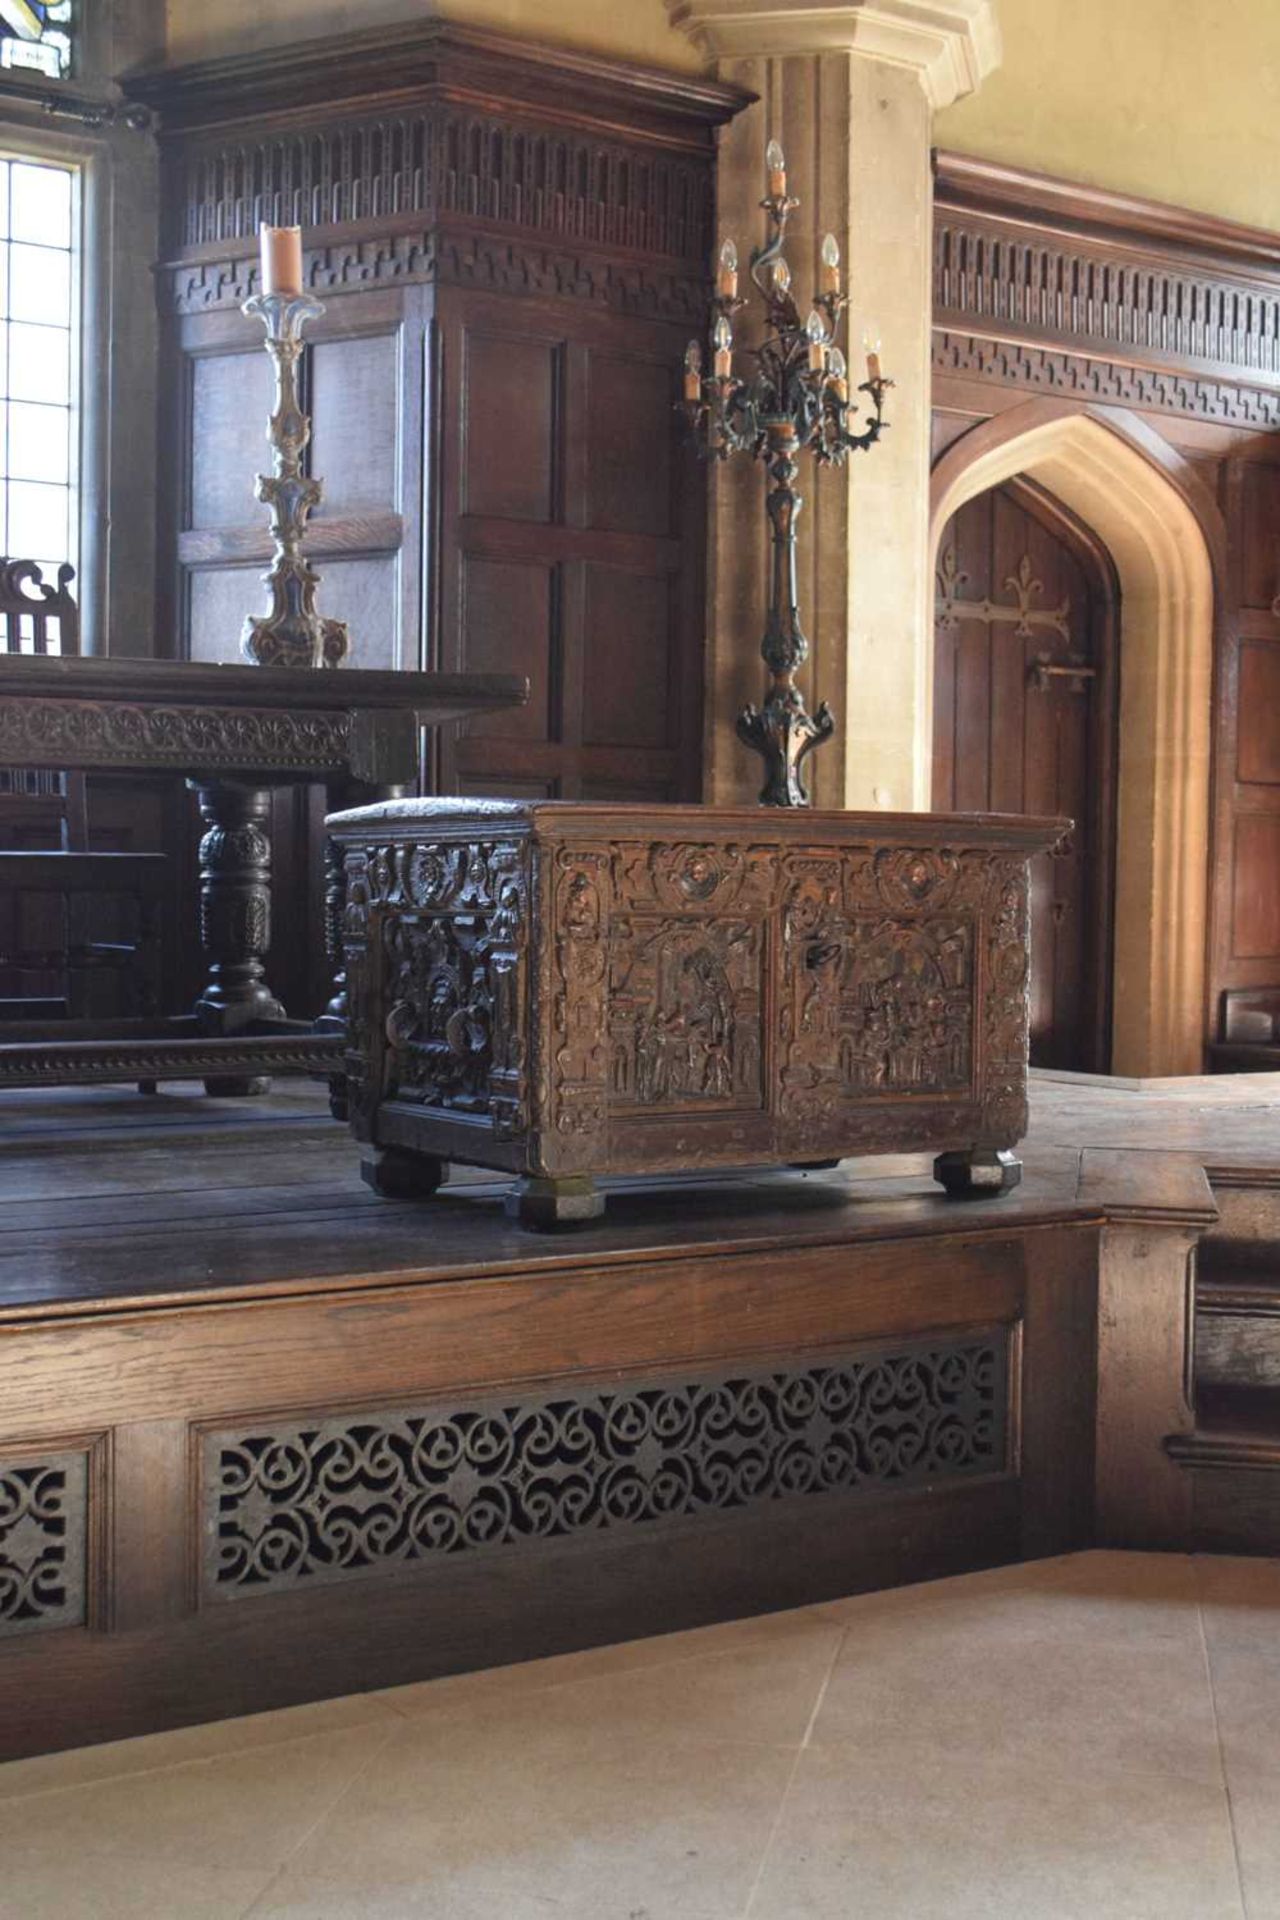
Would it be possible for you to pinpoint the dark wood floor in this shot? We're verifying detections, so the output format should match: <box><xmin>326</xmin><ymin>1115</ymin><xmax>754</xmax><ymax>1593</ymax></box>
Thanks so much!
<box><xmin>0</xmin><ymin>1077</ymin><xmax>1104</xmax><ymax>1317</ymax></box>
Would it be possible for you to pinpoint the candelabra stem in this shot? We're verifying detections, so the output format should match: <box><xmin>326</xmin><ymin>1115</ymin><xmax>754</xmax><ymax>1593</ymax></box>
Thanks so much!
<box><xmin>736</xmin><ymin>424</ymin><xmax>835</xmax><ymax>807</ymax></box>
<box><xmin>240</xmin><ymin>290</ymin><xmax>350</xmax><ymax>670</ymax></box>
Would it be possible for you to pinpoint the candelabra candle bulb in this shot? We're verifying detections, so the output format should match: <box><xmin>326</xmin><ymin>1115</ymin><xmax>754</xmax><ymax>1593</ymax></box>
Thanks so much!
<box><xmin>772</xmin><ymin>258</ymin><xmax>791</xmax><ymax>295</ymax></box>
<box><xmin>683</xmin><ymin>339</ymin><xmax>702</xmax><ymax>401</ymax></box>
<box><xmin>821</xmin><ymin>232</ymin><xmax>840</xmax><ymax>293</ymax></box>
<box><xmin>864</xmin><ymin>324</ymin><xmax>883</xmax><ymax>383</ymax></box>
<box><xmin>717</xmin><ymin>237</ymin><xmax>739</xmax><ymax>299</ymax></box>
<box><xmin>766</xmin><ymin>137</ymin><xmax>786</xmax><ymax>198</ymax></box>
<box><xmin>805</xmin><ymin>310</ymin><xmax>827</xmax><ymax>372</ymax></box>
<box><xmin>828</xmin><ymin>346</ymin><xmax>848</xmax><ymax>402</ymax></box>
<box><xmin>713</xmin><ymin>314</ymin><xmax>733</xmax><ymax>379</ymax></box>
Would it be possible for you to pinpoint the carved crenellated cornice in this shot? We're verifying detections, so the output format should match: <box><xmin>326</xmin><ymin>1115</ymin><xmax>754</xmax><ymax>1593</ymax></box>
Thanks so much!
<box><xmin>125</xmin><ymin>21</ymin><xmax>753</xmax><ymax>317</ymax></box>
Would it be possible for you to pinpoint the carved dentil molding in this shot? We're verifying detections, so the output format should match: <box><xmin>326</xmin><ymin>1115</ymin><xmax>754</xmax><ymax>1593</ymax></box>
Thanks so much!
<box><xmin>665</xmin><ymin>0</ymin><xmax>1000</xmax><ymax>107</ymax></box>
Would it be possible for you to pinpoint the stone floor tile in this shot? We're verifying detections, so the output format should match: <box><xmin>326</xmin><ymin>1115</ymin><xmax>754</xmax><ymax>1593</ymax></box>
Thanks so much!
<box><xmin>1224</xmin><ymin>1759</ymin><xmax>1280</xmax><ymax>1919</ymax></box>
<box><xmin>747</xmin><ymin>1744</ymin><xmax>1245</xmax><ymax>1920</ymax></box>
<box><xmin>1206</xmin><ymin>1646</ymin><xmax>1280</xmax><ymax>1775</ymax></box>
<box><xmin>0</xmin><ymin>1691</ymin><xmax>400</xmax><ymax>1804</ymax></box>
<box><xmin>810</xmin><ymin>1588</ymin><xmax>1220</xmax><ymax>1784</ymax></box>
<box><xmin>382</xmin><ymin>1625</ymin><xmax>844</xmax><ymax>1753</ymax></box>
<box><xmin>0</xmin><ymin>1843</ymin><xmax>276</xmax><ymax>1918</ymax></box>
<box><xmin>823</xmin><ymin>1552</ymin><xmax>1203</xmax><ymax>1657</ymax></box>
<box><xmin>293</xmin><ymin>1721</ymin><xmax>795</xmax><ymax>1920</ymax></box>
<box><xmin>377</xmin><ymin>1602</ymin><xmax>840</xmax><ymax>1718</ymax></box>
<box><xmin>0</xmin><ymin>1722</ymin><xmax>393</xmax><ymax>1872</ymax></box>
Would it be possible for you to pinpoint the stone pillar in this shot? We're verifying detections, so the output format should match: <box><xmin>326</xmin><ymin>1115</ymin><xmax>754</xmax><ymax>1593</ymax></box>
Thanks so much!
<box><xmin>668</xmin><ymin>0</ymin><xmax>1000</xmax><ymax>810</ymax></box>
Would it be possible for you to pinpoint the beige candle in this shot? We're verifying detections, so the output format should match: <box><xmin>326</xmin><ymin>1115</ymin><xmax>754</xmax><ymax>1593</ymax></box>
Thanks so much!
<box><xmin>717</xmin><ymin>238</ymin><xmax>738</xmax><ymax>300</ymax></box>
<box><xmin>683</xmin><ymin>340</ymin><xmax>702</xmax><ymax>401</ymax></box>
<box><xmin>864</xmin><ymin>325</ymin><xmax>883</xmax><ymax>383</ymax></box>
<box><xmin>713</xmin><ymin>315</ymin><xmax>733</xmax><ymax>380</ymax></box>
<box><xmin>260</xmin><ymin>225</ymin><xmax>304</xmax><ymax>297</ymax></box>
<box><xmin>820</xmin><ymin>233</ymin><xmax>840</xmax><ymax>295</ymax></box>
<box><xmin>766</xmin><ymin>138</ymin><xmax>786</xmax><ymax>199</ymax></box>
<box><xmin>805</xmin><ymin>310</ymin><xmax>827</xmax><ymax>373</ymax></box>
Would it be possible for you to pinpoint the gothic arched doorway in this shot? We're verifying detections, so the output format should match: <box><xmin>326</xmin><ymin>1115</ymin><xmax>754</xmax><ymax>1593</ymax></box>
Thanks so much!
<box><xmin>934</xmin><ymin>477</ymin><xmax>1119</xmax><ymax>1072</ymax></box>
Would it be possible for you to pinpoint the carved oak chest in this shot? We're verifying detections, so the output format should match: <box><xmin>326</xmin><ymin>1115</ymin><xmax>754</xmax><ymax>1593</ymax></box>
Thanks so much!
<box><xmin>327</xmin><ymin>801</ymin><xmax>1065</xmax><ymax>1227</ymax></box>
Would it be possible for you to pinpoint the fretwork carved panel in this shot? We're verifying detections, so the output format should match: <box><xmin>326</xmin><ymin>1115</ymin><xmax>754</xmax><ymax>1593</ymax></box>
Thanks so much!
<box><xmin>202</xmin><ymin>1332</ymin><xmax>1010</xmax><ymax>1601</ymax></box>
<box><xmin>0</xmin><ymin>1450</ymin><xmax>88</xmax><ymax>1638</ymax></box>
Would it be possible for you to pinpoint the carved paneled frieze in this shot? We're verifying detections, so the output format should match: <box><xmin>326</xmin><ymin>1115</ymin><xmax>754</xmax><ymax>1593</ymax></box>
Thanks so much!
<box><xmin>0</xmin><ymin>1450</ymin><xmax>89</xmax><ymax>1638</ymax></box>
<box><xmin>932</xmin><ymin>329</ymin><xmax>1280</xmax><ymax>428</ymax></box>
<box><xmin>170</xmin><ymin>108</ymin><xmax>712</xmax><ymax>262</ymax></box>
<box><xmin>0</xmin><ymin>697</ymin><xmax>353</xmax><ymax>774</ymax></box>
<box><xmin>165</xmin><ymin>229</ymin><xmax>710</xmax><ymax>320</ymax></box>
<box><xmin>202</xmin><ymin>1332</ymin><xmax>1010</xmax><ymax>1600</ymax></box>
<box><xmin>934</xmin><ymin>207</ymin><xmax>1280</xmax><ymax>391</ymax></box>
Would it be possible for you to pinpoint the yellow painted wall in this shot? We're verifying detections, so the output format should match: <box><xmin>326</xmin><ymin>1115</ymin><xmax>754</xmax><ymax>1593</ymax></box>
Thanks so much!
<box><xmin>164</xmin><ymin>0</ymin><xmax>704</xmax><ymax>73</ymax></box>
<box><xmin>936</xmin><ymin>0</ymin><xmax>1280</xmax><ymax>232</ymax></box>
<box><xmin>165</xmin><ymin>0</ymin><xmax>1280</xmax><ymax>231</ymax></box>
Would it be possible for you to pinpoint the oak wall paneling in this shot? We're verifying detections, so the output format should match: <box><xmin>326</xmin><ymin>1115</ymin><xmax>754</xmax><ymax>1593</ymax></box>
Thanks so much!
<box><xmin>930</xmin><ymin>151</ymin><xmax>1280</xmax><ymax>1058</ymax></box>
<box><xmin>134</xmin><ymin>23</ymin><xmax>748</xmax><ymax>1011</ymax></box>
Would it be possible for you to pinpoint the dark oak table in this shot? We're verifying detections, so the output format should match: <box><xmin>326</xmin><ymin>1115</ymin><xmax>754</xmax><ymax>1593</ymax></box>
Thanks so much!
<box><xmin>0</xmin><ymin>655</ymin><xmax>526</xmax><ymax>1092</ymax></box>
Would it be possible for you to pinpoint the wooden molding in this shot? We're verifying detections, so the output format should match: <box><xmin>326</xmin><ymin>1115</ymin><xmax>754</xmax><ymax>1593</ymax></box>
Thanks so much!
<box><xmin>935</xmin><ymin>153</ymin><xmax>1280</xmax><ymax>279</ymax></box>
<box><xmin>123</xmin><ymin>19</ymin><xmax>753</xmax><ymax>145</ymax></box>
<box><xmin>933</xmin><ymin>151</ymin><xmax>1280</xmax><ymax>415</ymax></box>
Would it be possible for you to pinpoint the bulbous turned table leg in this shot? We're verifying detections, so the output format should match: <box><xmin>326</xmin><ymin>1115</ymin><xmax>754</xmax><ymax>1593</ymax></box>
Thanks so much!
<box><xmin>933</xmin><ymin>1148</ymin><xmax>1023</xmax><ymax>1198</ymax></box>
<box><xmin>189</xmin><ymin>779</ymin><xmax>286</xmax><ymax>1097</ymax></box>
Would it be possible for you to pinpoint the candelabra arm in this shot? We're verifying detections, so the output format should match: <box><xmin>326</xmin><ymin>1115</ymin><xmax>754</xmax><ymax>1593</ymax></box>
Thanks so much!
<box><xmin>240</xmin><ymin>290</ymin><xmax>350</xmax><ymax>670</ymax></box>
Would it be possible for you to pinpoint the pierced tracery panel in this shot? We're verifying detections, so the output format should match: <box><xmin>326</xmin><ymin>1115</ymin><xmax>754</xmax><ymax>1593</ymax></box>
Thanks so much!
<box><xmin>201</xmin><ymin>1333</ymin><xmax>1010</xmax><ymax>1601</ymax></box>
<box><xmin>0</xmin><ymin>1449</ymin><xmax>88</xmax><ymax>1638</ymax></box>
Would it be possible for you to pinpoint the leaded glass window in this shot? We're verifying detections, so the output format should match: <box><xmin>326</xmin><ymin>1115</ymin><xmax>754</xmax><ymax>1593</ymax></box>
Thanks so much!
<box><xmin>0</xmin><ymin>2</ymin><xmax>72</xmax><ymax>81</ymax></box>
<box><xmin>0</xmin><ymin>160</ymin><xmax>76</xmax><ymax>581</ymax></box>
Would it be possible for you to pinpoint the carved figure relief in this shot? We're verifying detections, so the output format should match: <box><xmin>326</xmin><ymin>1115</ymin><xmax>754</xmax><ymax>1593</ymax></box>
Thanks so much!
<box><xmin>610</xmin><ymin>917</ymin><xmax>763</xmax><ymax>1109</ymax></box>
<box><xmin>374</xmin><ymin>839</ymin><xmax>529</xmax><ymax>1135</ymax></box>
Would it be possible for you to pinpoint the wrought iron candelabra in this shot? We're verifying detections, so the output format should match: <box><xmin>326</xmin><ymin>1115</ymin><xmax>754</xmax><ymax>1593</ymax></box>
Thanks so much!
<box><xmin>683</xmin><ymin>141</ymin><xmax>891</xmax><ymax>806</ymax></box>
<box><xmin>240</xmin><ymin>289</ymin><xmax>350</xmax><ymax>669</ymax></box>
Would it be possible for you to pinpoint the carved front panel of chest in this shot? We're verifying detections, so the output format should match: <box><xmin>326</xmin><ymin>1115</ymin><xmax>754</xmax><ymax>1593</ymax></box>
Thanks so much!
<box><xmin>333</xmin><ymin>808</ymin><xmax>1047</xmax><ymax>1191</ymax></box>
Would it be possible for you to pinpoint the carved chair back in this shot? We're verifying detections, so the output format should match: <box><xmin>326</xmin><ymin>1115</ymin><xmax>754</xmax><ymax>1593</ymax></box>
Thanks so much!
<box><xmin>0</xmin><ymin>561</ymin><xmax>87</xmax><ymax>851</ymax></box>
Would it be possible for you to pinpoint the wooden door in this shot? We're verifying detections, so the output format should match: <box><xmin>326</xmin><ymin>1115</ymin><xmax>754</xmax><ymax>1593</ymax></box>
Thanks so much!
<box><xmin>933</xmin><ymin>480</ymin><xmax>1118</xmax><ymax>1071</ymax></box>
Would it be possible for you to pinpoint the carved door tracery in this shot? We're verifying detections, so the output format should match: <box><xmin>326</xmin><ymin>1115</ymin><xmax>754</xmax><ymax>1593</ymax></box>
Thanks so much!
<box><xmin>933</xmin><ymin>479</ymin><xmax>1117</xmax><ymax>1071</ymax></box>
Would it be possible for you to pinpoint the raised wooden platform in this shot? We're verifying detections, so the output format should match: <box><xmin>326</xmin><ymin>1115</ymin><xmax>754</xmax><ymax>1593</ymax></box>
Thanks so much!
<box><xmin>0</xmin><ymin>1071</ymin><xmax>1271</xmax><ymax>1760</ymax></box>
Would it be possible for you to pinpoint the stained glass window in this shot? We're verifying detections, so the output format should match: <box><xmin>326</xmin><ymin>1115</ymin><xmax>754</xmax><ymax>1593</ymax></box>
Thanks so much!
<box><xmin>0</xmin><ymin>1</ymin><xmax>72</xmax><ymax>81</ymax></box>
<box><xmin>0</xmin><ymin>160</ymin><xmax>77</xmax><ymax>581</ymax></box>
